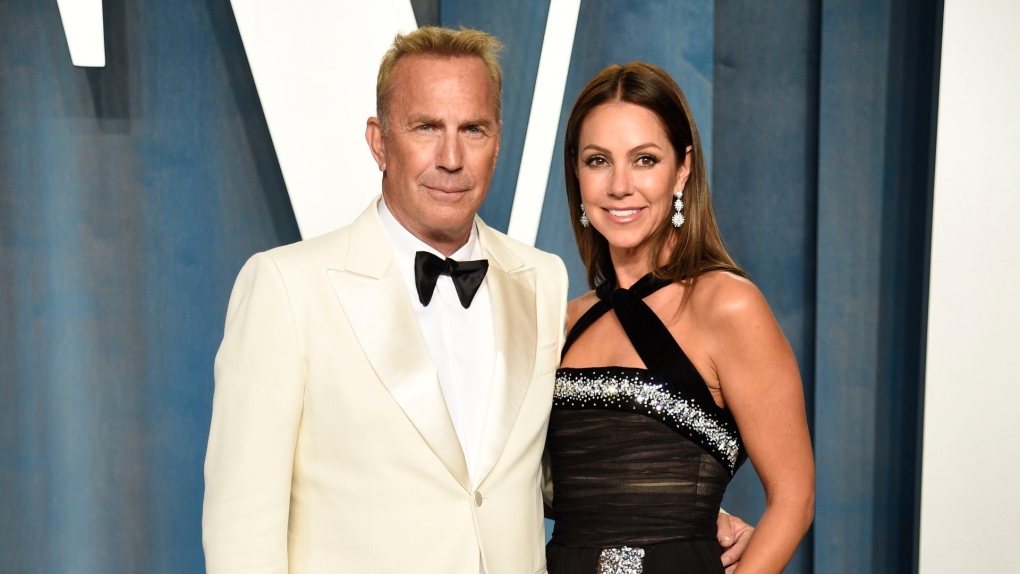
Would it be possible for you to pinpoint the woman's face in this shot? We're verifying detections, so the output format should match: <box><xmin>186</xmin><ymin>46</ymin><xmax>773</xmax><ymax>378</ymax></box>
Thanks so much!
<box><xmin>576</xmin><ymin>101</ymin><xmax>690</xmax><ymax>259</ymax></box>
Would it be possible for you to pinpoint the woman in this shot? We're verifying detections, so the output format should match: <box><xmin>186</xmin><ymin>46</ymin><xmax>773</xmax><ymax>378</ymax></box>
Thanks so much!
<box><xmin>545</xmin><ymin>62</ymin><xmax>814</xmax><ymax>574</ymax></box>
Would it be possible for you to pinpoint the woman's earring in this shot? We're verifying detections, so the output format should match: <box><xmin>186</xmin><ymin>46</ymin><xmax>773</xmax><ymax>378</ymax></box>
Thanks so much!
<box><xmin>580</xmin><ymin>203</ymin><xmax>590</xmax><ymax>228</ymax></box>
<box><xmin>671</xmin><ymin>189</ymin><xmax>685</xmax><ymax>228</ymax></box>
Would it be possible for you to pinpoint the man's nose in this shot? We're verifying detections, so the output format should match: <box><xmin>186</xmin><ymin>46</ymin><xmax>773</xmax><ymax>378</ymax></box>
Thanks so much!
<box><xmin>436</xmin><ymin>132</ymin><xmax>464</xmax><ymax>171</ymax></box>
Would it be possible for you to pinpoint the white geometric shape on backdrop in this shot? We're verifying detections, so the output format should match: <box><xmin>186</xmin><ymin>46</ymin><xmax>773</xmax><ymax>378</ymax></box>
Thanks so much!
<box><xmin>506</xmin><ymin>0</ymin><xmax>582</xmax><ymax>246</ymax></box>
<box><xmin>229</xmin><ymin>0</ymin><xmax>417</xmax><ymax>238</ymax></box>
<box><xmin>56</xmin><ymin>0</ymin><xmax>106</xmax><ymax>67</ymax></box>
<box><xmin>919</xmin><ymin>0</ymin><xmax>1020</xmax><ymax>571</ymax></box>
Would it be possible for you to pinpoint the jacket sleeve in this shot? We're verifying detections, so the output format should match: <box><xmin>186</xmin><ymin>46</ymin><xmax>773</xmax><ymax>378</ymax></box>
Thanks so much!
<box><xmin>203</xmin><ymin>252</ymin><xmax>305</xmax><ymax>574</ymax></box>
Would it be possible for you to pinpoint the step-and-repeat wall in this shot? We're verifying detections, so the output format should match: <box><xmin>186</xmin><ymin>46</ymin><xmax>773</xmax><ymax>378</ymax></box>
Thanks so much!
<box><xmin>4</xmin><ymin>1</ymin><xmax>1014</xmax><ymax>572</ymax></box>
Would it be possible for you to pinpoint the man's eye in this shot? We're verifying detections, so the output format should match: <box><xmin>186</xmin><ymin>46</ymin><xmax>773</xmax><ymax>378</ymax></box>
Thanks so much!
<box><xmin>418</xmin><ymin>124</ymin><xmax>434</xmax><ymax>132</ymax></box>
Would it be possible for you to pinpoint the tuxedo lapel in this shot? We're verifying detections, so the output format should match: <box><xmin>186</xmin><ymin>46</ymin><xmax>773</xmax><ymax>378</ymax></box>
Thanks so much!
<box><xmin>473</xmin><ymin>222</ymin><xmax>538</xmax><ymax>486</ymax></box>
<box><xmin>327</xmin><ymin>199</ymin><xmax>471</xmax><ymax>491</ymax></box>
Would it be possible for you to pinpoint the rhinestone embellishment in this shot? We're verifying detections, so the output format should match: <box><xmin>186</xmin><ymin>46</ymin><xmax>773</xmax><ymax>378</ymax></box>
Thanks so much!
<box><xmin>671</xmin><ymin>189</ymin><xmax>684</xmax><ymax>228</ymax></box>
<box><xmin>597</xmin><ymin>546</ymin><xmax>645</xmax><ymax>574</ymax></box>
<box><xmin>554</xmin><ymin>370</ymin><xmax>742</xmax><ymax>473</ymax></box>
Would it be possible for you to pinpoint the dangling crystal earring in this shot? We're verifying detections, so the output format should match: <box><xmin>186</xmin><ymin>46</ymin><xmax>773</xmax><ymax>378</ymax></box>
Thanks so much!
<box><xmin>671</xmin><ymin>189</ymin><xmax>685</xmax><ymax>228</ymax></box>
<box><xmin>579</xmin><ymin>203</ymin><xmax>590</xmax><ymax>227</ymax></box>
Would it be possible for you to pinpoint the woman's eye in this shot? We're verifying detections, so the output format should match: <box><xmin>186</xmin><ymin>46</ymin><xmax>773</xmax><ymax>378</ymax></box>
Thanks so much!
<box><xmin>585</xmin><ymin>156</ymin><xmax>608</xmax><ymax>167</ymax></box>
<box><xmin>636</xmin><ymin>155</ymin><xmax>659</xmax><ymax>167</ymax></box>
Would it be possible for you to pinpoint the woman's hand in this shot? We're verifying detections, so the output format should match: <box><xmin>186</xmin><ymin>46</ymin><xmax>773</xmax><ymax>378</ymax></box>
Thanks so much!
<box><xmin>718</xmin><ymin>512</ymin><xmax>755</xmax><ymax>573</ymax></box>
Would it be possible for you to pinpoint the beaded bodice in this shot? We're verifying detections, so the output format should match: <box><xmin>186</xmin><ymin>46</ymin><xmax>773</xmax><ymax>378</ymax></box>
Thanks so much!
<box><xmin>546</xmin><ymin>274</ymin><xmax>747</xmax><ymax>548</ymax></box>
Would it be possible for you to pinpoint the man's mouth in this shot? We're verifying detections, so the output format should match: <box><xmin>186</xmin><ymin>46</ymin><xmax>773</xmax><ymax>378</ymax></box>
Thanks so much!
<box><xmin>424</xmin><ymin>184</ymin><xmax>470</xmax><ymax>194</ymax></box>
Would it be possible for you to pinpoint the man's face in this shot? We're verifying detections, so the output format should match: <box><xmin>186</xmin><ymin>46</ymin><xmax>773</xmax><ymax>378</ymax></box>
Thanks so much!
<box><xmin>366</xmin><ymin>55</ymin><xmax>500</xmax><ymax>255</ymax></box>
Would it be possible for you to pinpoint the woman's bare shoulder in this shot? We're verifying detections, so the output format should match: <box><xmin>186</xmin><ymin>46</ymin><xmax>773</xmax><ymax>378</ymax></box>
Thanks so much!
<box><xmin>689</xmin><ymin>270</ymin><xmax>771</xmax><ymax>327</ymax></box>
<box><xmin>566</xmin><ymin>291</ymin><xmax>600</xmax><ymax>332</ymax></box>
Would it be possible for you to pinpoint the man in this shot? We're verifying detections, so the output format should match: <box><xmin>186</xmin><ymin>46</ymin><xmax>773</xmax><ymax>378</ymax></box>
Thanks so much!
<box><xmin>203</xmin><ymin>26</ymin><xmax>750</xmax><ymax>573</ymax></box>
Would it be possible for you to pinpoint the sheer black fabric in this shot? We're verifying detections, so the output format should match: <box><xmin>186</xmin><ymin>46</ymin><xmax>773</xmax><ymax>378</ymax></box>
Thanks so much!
<box><xmin>545</xmin><ymin>274</ymin><xmax>746</xmax><ymax>573</ymax></box>
<box><xmin>547</xmin><ymin>409</ymin><xmax>728</xmax><ymax>546</ymax></box>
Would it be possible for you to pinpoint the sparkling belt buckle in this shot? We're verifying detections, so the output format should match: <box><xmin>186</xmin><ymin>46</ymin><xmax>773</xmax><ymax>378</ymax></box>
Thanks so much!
<box><xmin>596</xmin><ymin>545</ymin><xmax>645</xmax><ymax>574</ymax></box>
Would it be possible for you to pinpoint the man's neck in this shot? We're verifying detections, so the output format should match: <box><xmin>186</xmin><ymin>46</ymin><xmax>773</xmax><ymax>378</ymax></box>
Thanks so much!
<box><xmin>420</xmin><ymin>234</ymin><xmax>470</xmax><ymax>258</ymax></box>
<box><xmin>380</xmin><ymin>197</ymin><xmax>471</xmax><ymax>257</ymax></box>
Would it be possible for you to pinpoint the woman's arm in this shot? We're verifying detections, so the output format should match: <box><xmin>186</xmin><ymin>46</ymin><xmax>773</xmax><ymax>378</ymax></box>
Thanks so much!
<box><xmin>704</xmin><ymin>276</ymin><xmax>815</xmax><ymax>573</ymax></box>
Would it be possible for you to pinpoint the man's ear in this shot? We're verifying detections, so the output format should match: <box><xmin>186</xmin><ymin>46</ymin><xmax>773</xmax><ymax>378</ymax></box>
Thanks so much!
<box><xmin>365</xmin><ymin>117</ymin><xmax>386</xmax><ymax>172</ymax></box>
<box><xmin>493</xmin><ymin>121</ymin><xmax>502</xmax><ymax>165</ymax></box>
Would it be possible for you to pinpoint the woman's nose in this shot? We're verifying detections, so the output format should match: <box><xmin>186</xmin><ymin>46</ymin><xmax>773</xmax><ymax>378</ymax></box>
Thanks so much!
<box><xmin>609</xmin><ymin>166</ymin><xmax>631</xmax><ymax>197</ymax></box>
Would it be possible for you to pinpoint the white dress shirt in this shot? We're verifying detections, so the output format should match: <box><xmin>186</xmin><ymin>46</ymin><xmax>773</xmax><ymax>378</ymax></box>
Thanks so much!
<box><xmin>378</xmin><ymin>198</ymin><xmax>496</xmax><ymax>486</ymax></box>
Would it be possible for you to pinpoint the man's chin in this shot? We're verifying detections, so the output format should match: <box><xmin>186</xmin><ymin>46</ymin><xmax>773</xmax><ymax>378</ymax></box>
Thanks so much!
<box><xmin>419</xmin><ymin>209</ymin><xmax>478</xmax><ymax>237</ymax></box>
<box><xmin>426</xmin><ymin>215</ymin><xmax>476</xmax><ymax>234</ymax></box>
<box><xmin>424</xmin><ymin>198</ymin><xmax>483</xmax><ymax>221</ymax></box>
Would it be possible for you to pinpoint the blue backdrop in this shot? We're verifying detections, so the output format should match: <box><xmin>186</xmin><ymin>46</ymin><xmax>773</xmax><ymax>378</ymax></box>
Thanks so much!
<box><xmin>0</xmin><ymin>0</ymin><xmax>940</xmax><ymax>572</ymax></box>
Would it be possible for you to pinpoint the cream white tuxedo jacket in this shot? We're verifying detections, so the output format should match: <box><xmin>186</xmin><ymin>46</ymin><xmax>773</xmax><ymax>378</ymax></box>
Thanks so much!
<box><xmin>203</xmin><ymin>198</ymin><xmax>568</xmax><ymax>574</ymax></box>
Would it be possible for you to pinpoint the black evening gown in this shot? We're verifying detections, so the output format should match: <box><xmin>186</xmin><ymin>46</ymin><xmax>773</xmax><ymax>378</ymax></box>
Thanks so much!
<box><xmin>545</xmin><ymin>274</ymin><xmax>748</xmax><ymax>574</ymax></box>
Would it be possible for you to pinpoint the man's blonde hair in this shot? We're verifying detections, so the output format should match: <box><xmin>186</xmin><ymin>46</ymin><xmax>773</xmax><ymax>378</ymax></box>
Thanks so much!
<box><xmin>376</xmin><ymin>26</ymin><xmax>504</xmax><ymax>130</ymax></box>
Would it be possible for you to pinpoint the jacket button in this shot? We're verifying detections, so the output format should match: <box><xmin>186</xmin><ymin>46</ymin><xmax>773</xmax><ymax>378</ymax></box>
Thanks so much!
<box><xmin>473</xmin><ymin>491</ymin><xmax>483</xmax><ymax>507</ymax></box>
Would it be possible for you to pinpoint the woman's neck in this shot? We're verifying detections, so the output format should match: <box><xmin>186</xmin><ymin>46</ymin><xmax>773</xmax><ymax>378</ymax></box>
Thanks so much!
<box><xmin>609</xmin><ymin>247</ymin><xmax>652</xmax><ymax>290</ymax></box>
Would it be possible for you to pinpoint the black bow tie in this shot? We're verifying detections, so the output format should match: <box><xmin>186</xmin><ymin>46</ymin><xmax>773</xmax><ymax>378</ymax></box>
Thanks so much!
<box><xmin>414</xmin><ymin>251</ymin><xmax>489</xmax><ymax>308</ymax></box>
